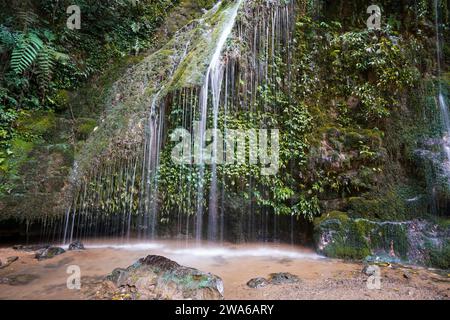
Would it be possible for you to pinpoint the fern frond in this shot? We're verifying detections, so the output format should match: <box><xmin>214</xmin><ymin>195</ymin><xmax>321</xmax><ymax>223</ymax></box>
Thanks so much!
<box><xmin>36</xmin><ymin>46</ymin><xmax>68</xmax><ymax>93</ymax></box>
<box><xmin>16</xmin><ymin>10</ymin><xmax>39</xmax><ymax>31</ymax></box>
<box><xmin>36</xmin><ymin>46</ymin><xmax>54</xmax><ymax>92</ymax></box>
<box><xmin>10</xmin><ymin>32</ymin><xmax>43</xmax><ymax>74</ymax></box>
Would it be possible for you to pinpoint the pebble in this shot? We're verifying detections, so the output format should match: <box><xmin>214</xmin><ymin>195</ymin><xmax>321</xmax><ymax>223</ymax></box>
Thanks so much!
<box><xmin>247</xmin><ymin>277</ymin><xmax>269</xmax><ymax>289</ymax></box>
<box><xmin>362</xmin><ymin>265</ymin><xmax>378</xmax><ymax>276</ymax></box>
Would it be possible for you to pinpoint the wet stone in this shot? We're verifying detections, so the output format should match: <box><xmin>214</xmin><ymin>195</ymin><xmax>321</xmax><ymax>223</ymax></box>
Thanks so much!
<box><xmin>138</xmin><ymin>255</ymin><xmax>180</xmax><ymax>271</ymax></box>
<box><xmin>35</xmin><ymin>247</ymin><xmax>66</xmax><ymax>260</ymax></box>
<box><xmin>362</xmin><ymin>265</ymin><xmax>378</xmax><ymax>276</ymax></box>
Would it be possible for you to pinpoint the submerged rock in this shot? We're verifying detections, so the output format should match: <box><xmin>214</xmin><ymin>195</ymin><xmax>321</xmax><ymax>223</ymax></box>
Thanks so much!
<box><xmin>269</xmin><ymin>272</ymin><xmax>300</xmax><ymax>284</ymax></box>
<box><xmin>98</xmin><ymin>255</ymin><xmax>224</xmax><ymax>300</ymax></box>
<box><xmin>0</xmin><ymin>274</ymin><xmax>39</xmax><ymax>286</ymax></box>
<box><xmin>13</xmin><ymin>244</ymin><xmax>50</xmax><ymax>252</ymax></box>
<box><xmin>247</xmin><ymin>277</ymin><xmax>269</xmax><ymax>288</ymax></box>
<box><xmin>68</xmin><ymin>241</ymin><xmax>85</xmax><ymax>251</ymax></box>
<box><xmin>35</xmin><ymin>247</ymin><xmax>66</xmax><ymax>260</ymax></box>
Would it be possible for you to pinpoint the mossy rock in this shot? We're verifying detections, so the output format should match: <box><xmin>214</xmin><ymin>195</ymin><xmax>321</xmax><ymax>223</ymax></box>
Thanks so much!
<box><xmin>75</xmin><ymin>118</ymin><xmax>97</xmax><ymax>140</ymax></box>
<box><xmin>427</xmin><ymin>240</ymin><xmax>450</xmax><ymax>270</ymax></box>
<box><xmin>15</xmin><ymin>111</ymin><xmax>56</xmax><ymax>139</ymax></box>
<box><xmin>101</xmin><ymin>255</ymin><xmax>224</xmax><ymax>300</ymax></box>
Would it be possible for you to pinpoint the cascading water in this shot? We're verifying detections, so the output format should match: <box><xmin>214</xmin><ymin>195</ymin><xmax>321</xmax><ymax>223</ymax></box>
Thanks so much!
<box><xmin>61</xmin><ymin>0</ymin><xmax>297</xmax><ymax>244</ymax></box>
<box><xmin>439</xmin><ymin>94</ymin><xmax>450</xmax><ymax>167</ymax></box>
<box><xmin>435</xmin><ymin>0</ymin><xmax>450</xmax><ymax>172</ymax></box>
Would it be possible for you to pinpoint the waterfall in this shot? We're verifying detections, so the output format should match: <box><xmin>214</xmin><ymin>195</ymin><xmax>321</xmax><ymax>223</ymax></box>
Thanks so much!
<box><xmin>196</xmin><ymin>0</ymin><xmax>243</xmax><ymax>242</ymax></box>
<box><xmin>61</xmin><ymin>0</ymin><xmax>296</xmax><ymax>244</ymax></box>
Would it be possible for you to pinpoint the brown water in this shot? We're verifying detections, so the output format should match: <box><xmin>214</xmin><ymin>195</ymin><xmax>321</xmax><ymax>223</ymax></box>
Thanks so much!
<box><xmin>0</xmin><ymin>240</ymin><xmax>333</xmax><ymax>299</ymax></box>
<box><xmin>1</xmin><ymin>240</ymin><xmax>448</xmax><ymax>300</ymax></box>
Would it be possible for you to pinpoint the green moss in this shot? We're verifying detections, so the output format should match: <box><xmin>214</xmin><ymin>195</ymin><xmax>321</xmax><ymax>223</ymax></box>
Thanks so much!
<box><xmin>427</xmin><ymin>241</ymin><xmax>450</xmax><ymax>270</ymax></box>
<box><xmin>314</xmin><ymin>211</ymin><xmax>370</xmax><ymax>260</ymax></box>
<box><xmin>332</xmin><ymin>245</ymin><xmax>371</xmax><ymax>260</ymax></box>
<box><xmin>76</xmin><ymin>118</ymin><xmax>97</xmax><ymax>140</ymax></box>
<box><xmin>53</xmin><ymin>90</ymin><xmax>70</xmax><ymax>111</ymax></box>
<box><xmin>315</xmin><ymin>212</ymin><xmax>410</xmax><ymax>261</ymax></box>
<box><xmin>313</xmin><ymin>210</ymin><xmax>349</xmax><ymax>226</ymax></box>
<box><xmin>16</xmin><ymin>111</ymin><xmax>56</xmax><ymax>138</ymax></box>
<box><xmin>4</xmin><ymin>138</ymin><xmax>35</xmax><ymax>172</ymax></box>
<box><xmin>347</xmin><ymin>191</ymin><xmax>408</xmax><ymax>221</ymax></box>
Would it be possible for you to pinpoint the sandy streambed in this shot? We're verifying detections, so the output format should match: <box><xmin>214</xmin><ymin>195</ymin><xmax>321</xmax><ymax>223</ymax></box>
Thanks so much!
<box><xmin>0</xmin><ymin>240</ymin><xmax>448</xmax><ymax>300</ymax></box>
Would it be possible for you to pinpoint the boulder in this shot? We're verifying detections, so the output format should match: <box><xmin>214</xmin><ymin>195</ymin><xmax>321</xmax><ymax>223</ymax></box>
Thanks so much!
<box><xmin>97</xmin><ymin>255</ymin><xmax>224</xmax><ymax>300</ymax></box>
<box><xmin>68</xmin><ymin>241</ymin><xmax>85</xmax><ymax>251</ymax></box>
<box><xmin>362</xmin><ymin>264</ymin><xmax>378</xmax><ymax>276</ymax></box>
<box><xmin>246</xmin><ymin>277</ymin><xmax>269</xmax><ymax>289</ymax></box>
<box><xmin>35</xmin><ymin>247</ymin><xmax>66</xmax><ymax>260</ymax></box>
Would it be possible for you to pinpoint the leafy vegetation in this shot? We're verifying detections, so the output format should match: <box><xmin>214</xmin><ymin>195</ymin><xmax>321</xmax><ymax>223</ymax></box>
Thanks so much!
<box><xmin>0</xmin><ymin>0</ymin><xmax>177</xmax><ymax>196</ymax></box>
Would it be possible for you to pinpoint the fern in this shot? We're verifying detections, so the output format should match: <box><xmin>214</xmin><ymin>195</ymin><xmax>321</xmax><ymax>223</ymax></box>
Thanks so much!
<box><xmin>36</xmin><ymin>47</ymin><xmax>53</xmax><ymax>92</ymax></box>
<box><xmin>35</xmin><ymin>47</ymin><xmax>68</xmax><ymax>92</ymax></box>
<box><xmin>16</xmin><ymin>10</ymin><xmax>39</xmax><ymax>31</ymax></box>
<box><xmin>10</xmin><ymin>32</ymin><xmax>43</xmax><ymax>74</ymax></box>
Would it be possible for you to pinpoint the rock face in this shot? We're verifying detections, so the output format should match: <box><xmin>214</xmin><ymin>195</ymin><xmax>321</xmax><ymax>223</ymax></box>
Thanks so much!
<box><xmin>97</xmin><ymin>255</ymin><xmax>224</xmax><ymax>300</ymax></box>
<box><xmin>246</xmin><ymin>277</ymin><xmax>269</xmax><ymax>288</ymax></box>
<box><xmin>35</xmin><ymin>247</ymin><xmax>66</xmax><ymax>260</ymax></box>
<box><xmin>68</xmin><ymin>241</ymin><xmax>85</xmax><ymax>251</ymax></box>
<box><xmin>314</xmin><ymin>212</ymin><xmax>450</xmax><ymax>268</ymax></box>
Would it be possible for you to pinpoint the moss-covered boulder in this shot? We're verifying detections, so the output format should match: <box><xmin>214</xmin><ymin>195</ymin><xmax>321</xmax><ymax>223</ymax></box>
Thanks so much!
<box><xmin>314</xmin><ymin>212</ymin><xmax>450</xmax><ymax>268</ymax></box>
<box><xmin>97</xmin><ymin>255</ymin><xmax>224</xmax><ymax>300</ymax></box>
